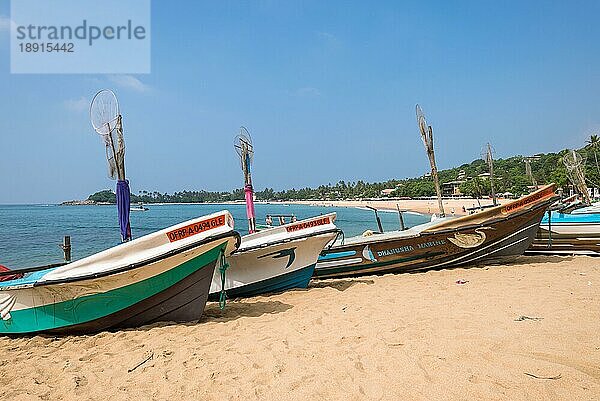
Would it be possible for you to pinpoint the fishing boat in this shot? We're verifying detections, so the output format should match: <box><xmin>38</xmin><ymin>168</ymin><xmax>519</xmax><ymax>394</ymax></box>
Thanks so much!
<box><xmin>315</xmin><ymin>185</ymin><xmax>557</xmax><ymax>279</ymax></box>
<box><xmin>210</xmin><ymin>213</ymin><xmax>338</xmax><ymax>298</ymax></box>
<box><xmin>569</xmin><ymin>202</ymin><xmax>600</xmax><ymax>214</ymax></box>
<box><xmin>526</xmin><ymin>146</ymin><xmax>600</xmax><ymax>254</ymax></box>
<box><xmin>316</xmin><ymin>106</ymin><xmax>557</xmax><ymax>280</ymax></box>
<box><xmin>0</xmin><ymin>211</ymin><xmax>240</xmax><ymax>334</ymax></box>
<box><xmin>527</xmin><ymin>210</ymin><xmax>600</xmax><ymax>255</ymax></box>
<box><xmin>209</xmin><ymin>128</ymin><xmax>339</xmax><ymax>299</ymax></box>
<box><xmin>131</xmin><ymin>202</ymin><xmax>149</xmax><ymax>211</ymax></box>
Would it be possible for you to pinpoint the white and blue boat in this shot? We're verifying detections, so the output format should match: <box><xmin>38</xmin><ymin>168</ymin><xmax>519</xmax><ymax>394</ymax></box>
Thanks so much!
<box><xmin>209</xmin><ymin>213</ymin><xmax>338</xmax><ymax>299</ymax></box>
<box><xmin>528</xmin><ymin>210</ymin><xmax>600</xmax><ymax>255</ymax></box>
<box><xmin>211</xmin><ymin>129</ymin><xmax>339</xmax><ymax>299</ymax></box>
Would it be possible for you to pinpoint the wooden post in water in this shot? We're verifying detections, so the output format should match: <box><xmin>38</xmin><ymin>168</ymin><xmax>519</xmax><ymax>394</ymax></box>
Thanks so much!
<box><xmin>396</xmin><ymin>204</ymin><xmax>406</xmax><ymax>231</ymax></box>
<box><xmin>60</xmin><ymin>236</ymin><xmax>71</xmax><ymax>262</ymax></box>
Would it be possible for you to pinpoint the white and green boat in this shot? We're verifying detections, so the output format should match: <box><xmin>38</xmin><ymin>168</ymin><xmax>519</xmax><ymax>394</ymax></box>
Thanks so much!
<box><xmin>0</xmin><ymin>211</ymin><xmax>240</xmax><ymax>335</ymax></box>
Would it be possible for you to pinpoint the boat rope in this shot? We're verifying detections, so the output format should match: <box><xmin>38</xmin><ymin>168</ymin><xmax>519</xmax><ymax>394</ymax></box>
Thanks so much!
<box><xmin>546</xmin><ymin>210</ymin><xmax>553</xmax><ymax>248</ymax></box>
<box><xmin>218</xmin><ymin>248</ymin><xmax>229</xmax><ymax>310</ymax></box>
<box><xmin>326</xmin><ymin>229</ymin><xmax>345</xmax><ymax>249</ymax></box>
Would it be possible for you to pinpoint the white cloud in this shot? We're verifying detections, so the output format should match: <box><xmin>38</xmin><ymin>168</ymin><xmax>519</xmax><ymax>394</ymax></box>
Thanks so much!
<box><xmin>0</xmin><ymin>15</ymin><xmax>14</xmax><ymax>32</ymax></box>
<box><xmin>64</xmin><ymin>96</ymin><xmax>89</xmax><ymax>113</ymax></box>
<box><xmin>107</xmin><ymin>75</ymin><xmax>151</xmax><ymax>93</ymax></box>
<box><xmin>296</xmin><ymin>87</ymin><xmax>322</xmax><ymax>97</ymax></box>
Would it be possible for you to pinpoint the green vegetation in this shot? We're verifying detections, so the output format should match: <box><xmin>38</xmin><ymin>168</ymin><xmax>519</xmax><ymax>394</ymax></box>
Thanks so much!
<box><xmin>88</xmin><ymin>190</ymin><xmax>117</xmax><ymax>203</ymax></box>
<box><xmin>87</xmin><ymin>142</ymin><xmax>599</xmax><ymax>204</ymax></box>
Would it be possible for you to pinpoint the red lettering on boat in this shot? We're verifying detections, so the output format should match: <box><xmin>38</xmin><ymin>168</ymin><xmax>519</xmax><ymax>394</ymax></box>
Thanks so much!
<box><xmin>501</xmin><ymin>186</ymin><xmax>555</xmax><ymax>214</ymax></box>
<box><xmin>286</xmin><ymin>217</ymin><xmax>330</xmax><ymax>233</ymax></box>
<box><xmin>166</xmin><ymin>215</ymin><xmax>226</xmax><ymax>242</ymax></box>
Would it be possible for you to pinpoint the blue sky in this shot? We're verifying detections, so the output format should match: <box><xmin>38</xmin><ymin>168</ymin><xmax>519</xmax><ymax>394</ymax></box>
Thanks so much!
<box><xmin>1</xmin><ymin>0</ymin><xmax>600</xmax><ymax>203</ymax></box>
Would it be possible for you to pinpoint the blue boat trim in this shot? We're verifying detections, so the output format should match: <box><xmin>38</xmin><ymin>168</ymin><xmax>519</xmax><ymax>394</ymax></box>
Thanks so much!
<box><xmin>209</xmin><ymin>263</ymin><xmax>316</xmax><ymax>300</ymax></box>
<box><xmin>0</xmin><ymin>267</ymin><xmax>59</xmax><ymax>289</ymax></box>
<box><xmin>318</xmin><ymin>250</ymin><xmax>356</xmax><ymax>261</ymax></box>
<box><xmin>542</xmin><ymin>211</ymin><xmax>600</xmax><ymax>224</ymax></box>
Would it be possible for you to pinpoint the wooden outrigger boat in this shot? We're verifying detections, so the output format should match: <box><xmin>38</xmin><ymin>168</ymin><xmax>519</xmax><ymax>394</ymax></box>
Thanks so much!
<box><xmin>315</xmin><ymin>185</ymin><xmax>557</xmax><ymax>279</ymax></box>
<box><xmin>527</xmin><ymin>210</ymin><xmax>600</xmax><ymax>255</ymax></box>
<box><xmin>210</xmin><ymin>213</ymin><xmax>338</xmax><ymax>299</ymax></box>
<box><xmin>0</xmin><ymin>211</ymin><xmax>239</xmax><ymax>334</ymax></box>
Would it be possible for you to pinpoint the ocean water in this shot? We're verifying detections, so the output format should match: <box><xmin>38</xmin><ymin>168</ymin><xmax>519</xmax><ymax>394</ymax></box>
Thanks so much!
<box><xmin>0</xmin><ymin>204</ymin><xmax>429</xmax><ymax>269</ymax></box>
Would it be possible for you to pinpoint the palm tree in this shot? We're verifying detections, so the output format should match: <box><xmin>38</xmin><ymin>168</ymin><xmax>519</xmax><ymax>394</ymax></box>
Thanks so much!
<box><xmin>586</xmin><ymin>134</ymin><xmax>600</xmax><ymax>174</ymax></box>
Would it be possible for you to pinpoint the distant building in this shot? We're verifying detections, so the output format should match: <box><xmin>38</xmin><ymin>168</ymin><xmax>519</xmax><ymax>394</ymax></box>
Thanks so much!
<box><xmin>380</xmin><ymin>188</ymin><xmax>396</xmax><ymax>197</ymax></box>
<box><xmin>442</xmin><ymin>180</ymin><xmax>465</xmax><ymax>196</ymax></box>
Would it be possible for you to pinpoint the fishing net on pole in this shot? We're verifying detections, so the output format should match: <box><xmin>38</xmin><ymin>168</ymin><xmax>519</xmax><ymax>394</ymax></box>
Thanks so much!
<box><xmin>234</xmin><ymin>127</ymin><xmax>254</xmax><ymax>185</ymax></box>
<box><xmin>90</xmin><ymin>89</ymin><xmax>131</xmax><ymax>241</ymax></box>
<box><xmin>481</xmin><ymin>143</ymin><xmax>497</xmax><ymax>205</ymax></box>
<box><xmin>415</xmin><ymin>104</ymin><xmax>445</xmax><ymax>216</ymax></box>
<box><xmin>563</xmin><ymin>149</ymin><xmax>591</xmax><ymax>204</ymax></box>
<box><xmin>234</xmin><ymin>126</ymin><xmax>257</xmax><ymax>233</ymax></box>
<box><xmin>416</xmin><ymin>104</ymin><xmax>434</xmax><ymax>154</ymax></box>
<box><xmin>90</xmin><ymin>89</ymin><xmax>125</xmax><ymax>180</ymax></box>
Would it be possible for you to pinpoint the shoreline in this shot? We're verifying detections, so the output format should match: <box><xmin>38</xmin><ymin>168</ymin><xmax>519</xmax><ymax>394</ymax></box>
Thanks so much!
<box><xmin>56</xmin><ymin>198</ymin><xmax>510</xmax><ymax>216</ymax></box>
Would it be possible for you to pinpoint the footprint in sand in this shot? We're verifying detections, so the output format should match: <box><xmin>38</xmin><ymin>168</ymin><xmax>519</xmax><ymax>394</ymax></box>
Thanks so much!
<box><xmin>78</xmin><ymin>351</ymin><xmax>99</xmax><ymax>362</ymax></box>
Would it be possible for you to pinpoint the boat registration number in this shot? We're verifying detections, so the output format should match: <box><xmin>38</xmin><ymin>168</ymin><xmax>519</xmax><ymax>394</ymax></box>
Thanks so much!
<box><xmin>501</xmin><ymin>186</ymin><xmax>554</xmax><ymax>214</ymax></box>
<box><xmin>166</xmin><ymin>215</ymin><xmax>226</xmax><ymax>242</ymax></box>
<box><xmin>286</xmin><ymin>216</ymin><xmax>330</xmax><ymax>233</ymax></box>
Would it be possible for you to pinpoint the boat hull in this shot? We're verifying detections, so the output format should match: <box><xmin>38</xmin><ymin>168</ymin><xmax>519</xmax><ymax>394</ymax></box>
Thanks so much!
<box><xmin>210</xmin><ymin>214</ymin><xmax>338</xmax><ymax>298</ymax></box>
<box><xmin>210</xmin><ymin>263</ymin><xmax>316</xmax><ymax>300</ymax></box>
<box><xmin>527</xmin><ymin>212</ymin><xmax>600</xmax><ymax>255</ymax></box>
<box><xmin>316</xmin><ymin>192</ymin><xmax>554</xmax><ymax>279</ymax></box>
<box><xmin>0</xmin><ymin>236</ymin><xmax>235</xmax><ymax>335</ymax></box>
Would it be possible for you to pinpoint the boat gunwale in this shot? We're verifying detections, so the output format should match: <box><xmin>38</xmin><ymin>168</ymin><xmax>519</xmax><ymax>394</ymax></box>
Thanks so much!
<box><xmin>327</xmin><ymin>194</ymin><xmax>557</xmax><ymax>250</ymax></box>
<box><xmin>233</xmin><ymin>228</ymin><xmax>339</xmax><ymax>255</ymax></box>
<box><xmin>2</xmin><ymin>231</ymin><xmax>241</xmax><ymax>289</ymax></box>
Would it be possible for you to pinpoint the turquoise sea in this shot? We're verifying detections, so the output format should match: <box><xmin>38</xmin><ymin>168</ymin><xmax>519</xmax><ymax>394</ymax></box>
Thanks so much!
<box><xmin>0</xmin><ymin>204</ymin><xmax>429</xmax><ymax>269</ymax></box>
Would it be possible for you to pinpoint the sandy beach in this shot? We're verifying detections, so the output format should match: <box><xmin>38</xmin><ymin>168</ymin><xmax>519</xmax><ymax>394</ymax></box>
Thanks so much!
<box><xmin>287</xmin><ymin>198</ymin><xmax>510</xmax><ymax>216</ymax></box>
<box><xmin>0</xmin><ymin>255</ymin><xmax>598</xmax><ymax>400</ymax></box>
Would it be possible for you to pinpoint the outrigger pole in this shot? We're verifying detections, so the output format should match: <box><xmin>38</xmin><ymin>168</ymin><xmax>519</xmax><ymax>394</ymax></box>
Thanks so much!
<box><xmin>416</xmin><ymin>104</ymin><xmax>445</xmax><ymax>217</ymax></box>
<box><xmin>235</xmin><ymin>127</ymin><xmax>257</xmax><ymax>233</ymax></box>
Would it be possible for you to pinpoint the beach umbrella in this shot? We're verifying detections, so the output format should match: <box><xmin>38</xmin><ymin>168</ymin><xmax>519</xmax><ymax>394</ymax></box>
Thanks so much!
<box><xmin>234</xmin><ymin>127</ymin><xmax>256</xmax><ymax>233</ymax></box>
<box><xmin>90</xmin><ymin>89</ymin><xmax>132</xmax><ymax>242</ymax></box>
